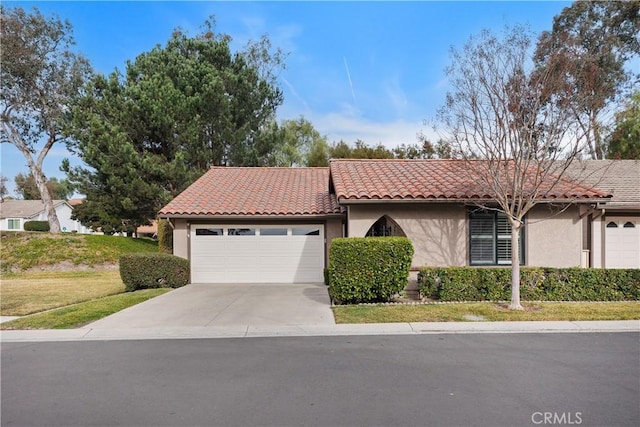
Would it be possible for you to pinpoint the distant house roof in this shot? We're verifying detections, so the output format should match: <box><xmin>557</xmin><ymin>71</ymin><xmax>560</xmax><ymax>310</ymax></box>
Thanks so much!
<box><xmin>329</xmin><ymin>159</ymin><xmax>611</xmax><ymax>202</ymax></box>
<box><xmin>0</xmin><ymin>200</ymin><xmax>69</xmax><ymax>219</ymax></box>
<box><xmin>159</xmin><ymin>167</ymin><xmax>344</xmax><ymax>217</ymax></box>
<box><xmin>563</xmin><ymin>160</ymin><xmax>640</xmax><ymax>210</ymax></box>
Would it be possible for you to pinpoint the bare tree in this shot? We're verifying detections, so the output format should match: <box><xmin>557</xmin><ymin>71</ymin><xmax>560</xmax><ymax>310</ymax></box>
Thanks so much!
<box><xmin>0</xmin><ymin>6</ymin><xmax>91</xmax><ymax>232</ymax></box>
<box><xmin>437</xmin><ymin>26</ymin><xmax>596</xmax><ymax>309</ymax></box>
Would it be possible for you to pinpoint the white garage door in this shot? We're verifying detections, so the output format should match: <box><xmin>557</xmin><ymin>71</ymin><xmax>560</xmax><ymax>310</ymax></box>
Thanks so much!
<box><xmin>605</xmin><ymin>217</ymin><xmax>640</xmax><ymax>268</ymax></box>
<box><xmin>190</xmin><ymin>225</ymin><xmax>325</xmax><ymax>283</ymax></box>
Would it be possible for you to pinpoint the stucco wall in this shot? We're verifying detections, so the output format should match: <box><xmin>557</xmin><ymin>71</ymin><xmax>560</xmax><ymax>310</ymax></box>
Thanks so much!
<box><xmin>325</xmin><ymin>217</ymin><xmax>344</xmax><ymax>262</ymax></box>
<box><xmin>347</xmin><ymin>203</ymin><xmax>584</xmax><ymax>268</ymax></box>
<box><xmin>347</xmin><ymin>204</ymin><xmax>467</xmax><ymax>267</ymax></box>
<box><xmin>526</xmin><ymin>204</ymin><xmax>582</xmax><ymax>267</ymax></box>
<box><xmin>172</xmin><ymin>219</ymin><xmax>189</xmax><ymax>259</ymax></box>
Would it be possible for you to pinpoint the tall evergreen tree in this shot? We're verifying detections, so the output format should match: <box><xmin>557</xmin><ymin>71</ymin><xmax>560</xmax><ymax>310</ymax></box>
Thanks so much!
<box><xmin>65</xmin><ymin>19</ymin><xmax>285</xmax><ymax>232</ymax></box>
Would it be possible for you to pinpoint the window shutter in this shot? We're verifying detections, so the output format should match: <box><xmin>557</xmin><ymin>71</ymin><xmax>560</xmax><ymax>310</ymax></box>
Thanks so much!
<box><xmin>496</xmin><ymin>214</ymin><xmax>512</xmax><ymax>264</ymax></box>
<box><xmin>470</xmin><ymin>213</ymin><xmax>495</xmax><ymax>264</ymax></box>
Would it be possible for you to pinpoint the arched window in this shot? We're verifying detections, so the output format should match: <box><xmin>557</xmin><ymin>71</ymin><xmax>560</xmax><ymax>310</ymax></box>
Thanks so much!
<box><xmin>606</xmin><ymin>222</ymin><xmax>618</xmax><ymax>228</ymax></box>
<box><xmin>365</xmin><ymin>216</ymin><xmax>406</xmax><ymax>237</ymax></box>
<box><xmin>623</xmin><ymin>222</ymin><xmax>635</xmax><ymax>228</ymax></box>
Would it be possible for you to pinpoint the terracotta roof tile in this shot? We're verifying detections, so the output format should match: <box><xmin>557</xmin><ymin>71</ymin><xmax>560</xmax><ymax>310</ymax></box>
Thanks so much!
<box><xmin>159</xmin><ymin>167</ymin><xmax>343</xmax><ymax>216</ymax></box>
<box><xmin>329</xmin><ymin>159</ymin><xmax>611</xmax><ymax>201</ymax></box>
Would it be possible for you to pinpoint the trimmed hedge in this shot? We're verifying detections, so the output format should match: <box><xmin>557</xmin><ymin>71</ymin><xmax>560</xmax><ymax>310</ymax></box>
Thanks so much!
<box><xmin>329</xmin><ymin>237</ymin><xmax>414</xmax><ymax>304</ymax></box>
<box><xmin>23</xmin><ymin>221</ymin><xmax>50</xmax><ymax>232</ymax></box>
<box><xmin>418</xmin><ymin>267</ymin><xmax>640</xmax><ymax>302</ymax></box>
<box><xmin>157</xmin><ymin>219</ymin><xmax>173</xmax><ymax>254</ymax></box>
<box><xmin>119</xmin><ymin>253</ymin><xmax>189</xmax><ymax>292</ymax></box>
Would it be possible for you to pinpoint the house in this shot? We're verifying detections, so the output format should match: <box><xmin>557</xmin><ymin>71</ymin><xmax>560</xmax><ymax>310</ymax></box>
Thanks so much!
<box><xmin>0</xmin><ymin>199</ymin><xmax>94</xmax><ymax>234</ymax></box>
<box><xmin>159</xmin><ymin>159</ymin><xmax>638</xmax><ymax>284</ymax></box>
<box><xmin>563</xmin><ymin>160</ymin><xmax>640</xmax><ymax>269</ymax></box>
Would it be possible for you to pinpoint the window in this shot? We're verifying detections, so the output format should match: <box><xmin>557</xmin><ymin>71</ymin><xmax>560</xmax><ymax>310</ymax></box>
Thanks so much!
<box><xmin>260</xmin><ymin>228</ymin><xmax>287</xmax><ymax>236</ymax></box>
<box><xmin>195</xmin><ymin>228</ymin><xmax>223</xmax><ymax>236</ymax></box>
<box><xmin>228</xmin><ymin>228</ymin><xmax>255</xmax><ymax>236</ymax></box>
<box><xmin>7</xmin><ymin>219</ymin><xmax>20</xmax><ymax>230</ymax></box>
<box><xmin>623</xmin><ymin>222</ymin><xmax>635</xmax><ymax>228</ymax></box>
<box><xmin>606</xmin><ymin>222</ymin><xmax>618</xmax><ymax>228</ymax></box>
<box><xmin>469</xmin><ymin>210</ymin><xmax>524</xmax><ymax>265</ymax></box>
<box><xmin>292</xmin><ymin>228</ymin><xmax>320</xmax><ymax>236</ymax></box>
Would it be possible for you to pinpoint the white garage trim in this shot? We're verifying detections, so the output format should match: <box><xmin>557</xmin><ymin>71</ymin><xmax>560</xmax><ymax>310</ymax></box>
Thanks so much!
<box><xmin>605</xmin><ymin>217</ymin><xmax>640</xmax><ymax>268</ymax></box>
<box><xmin>190</xmin><ymin>224</ymin><xmax>325</xmax><ymax>283</ymax></box>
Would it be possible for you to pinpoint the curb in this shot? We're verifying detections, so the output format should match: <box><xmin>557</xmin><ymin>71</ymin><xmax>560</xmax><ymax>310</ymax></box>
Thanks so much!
<box><xmin>1</xmin><ymin>320</ymin><xmax>638</xmax><ymax>343</ymax></box>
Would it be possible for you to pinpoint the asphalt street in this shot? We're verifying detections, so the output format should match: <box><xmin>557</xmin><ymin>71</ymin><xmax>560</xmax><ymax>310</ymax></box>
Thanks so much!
<box><xmin>2</xmin><ymin>332</ymin><xmax>638</xmax><ymax>427</ymax></box>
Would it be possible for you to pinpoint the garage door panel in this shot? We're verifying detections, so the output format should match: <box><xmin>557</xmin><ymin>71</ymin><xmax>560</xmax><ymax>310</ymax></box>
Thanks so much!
<box><xmin>605</xmin><ymin>217</ymin><xmax>640</xmax><ymax>269</ymax></box>
<box><xmin>190</xmin><ymin>225</ymin><xmax>324</xmax><ymax>283</ymax></box>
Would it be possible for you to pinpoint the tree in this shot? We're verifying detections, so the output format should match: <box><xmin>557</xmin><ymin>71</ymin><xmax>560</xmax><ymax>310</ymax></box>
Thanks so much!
<box><xmin>0</xmin><ymin>175</ymin><xmax>7</xmax><ymax>201</ymax></box>
<box><xmin>534</xmin><ymin>0</ymin><xmax>640</xmax><ymax>159</ymax></box>
<box><xmin>257</xmin><ymin>116</ymin><xmax>330</xmax><ymax>166</ymax></box>
<box><xmin>329</xmin><ymin>140</ymin><xmax>394</xmax><ymax>159</ymax></box>
<box><xmin>607</xmin><ymin>91</ymin><xmax>640</xmax><ymax>159</ymax></box>
<box><xmin>65</xmin><ymin>18</ymin><xmax>285</xmax><ymax>232</ymax></box>
<box><xmin>392</xmin><ymin>135</ymin><xmax>453</xmax><ymax>159</ymax></box>
<box><xmin>438</xmin><ymin>26</ymin><xmax>593</xmax><ymax>310</ymax></box>
<box><xmin>14</xmin><ymin>172</ymin><xmax>74</xmax><ymax>200</ymax></box>
<box><xmin>0</xmin><ymin>6</ymin><xmax>91</xmax><ymax>232</ymax></box>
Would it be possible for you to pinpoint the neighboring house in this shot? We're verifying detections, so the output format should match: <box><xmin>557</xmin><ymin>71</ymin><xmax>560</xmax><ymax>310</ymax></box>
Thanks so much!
<box><xmin>160</xmin><ymin>159</ymin><xmax>637</xmax><ymax>284</ymax></box>
<box><xmin>0</xmin><ymin>199</ymin><xmax>95</xmax><ymax>234</ymax></box>
<box><xmin>563</xmin><ymin>160</ymin><xmax>640</xmax><ymax>269</ymax></box>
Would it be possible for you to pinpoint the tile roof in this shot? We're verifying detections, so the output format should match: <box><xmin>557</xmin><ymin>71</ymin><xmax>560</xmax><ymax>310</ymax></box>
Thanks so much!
<box><xmin>0</xmin><ymin>200</ymin><xmax>68</xmax><ymax>219</ymax></box>
<box><xmin>159</xmin><ymin>167</ymin><xmax>343</xmax><ymax>217</ymax></box>
<box><xmin>563</xmin><ymin>160</ymin><xmax>640</xmax><ymax>209</ymax></box>
<box><xmin>329</xmin><ymin>159</ymin><xmax>611</xmax><ymax>202</ymax></box>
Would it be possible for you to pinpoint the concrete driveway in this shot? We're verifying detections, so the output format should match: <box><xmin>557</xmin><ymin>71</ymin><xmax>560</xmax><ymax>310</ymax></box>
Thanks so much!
<box><xmin>86</xmin><ymin>283</ymin><xmax>335</xmax><ymax>329</ymax></box>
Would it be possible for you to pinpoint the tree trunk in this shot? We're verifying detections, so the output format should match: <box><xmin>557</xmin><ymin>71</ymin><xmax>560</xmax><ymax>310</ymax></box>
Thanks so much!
<box><xmin>32</xmin><ymin>166</ymin><xmax>61</xmax><ymax>233</ymax></box>
<box><xmin>508</xmin><ymin>224</ymin><xmax>523</xmax><ymax>310</ymax></box>
<box><xmin>13</xmin><ymin>136</ymin><xmax>62</xmax><ymax>233</ymax></box>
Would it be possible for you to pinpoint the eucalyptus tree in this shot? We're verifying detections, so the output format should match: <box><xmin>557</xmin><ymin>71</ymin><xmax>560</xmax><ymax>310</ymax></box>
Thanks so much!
<box><xmin>0</xmin><ymin>6</ymin><xmax>91</xmax><ymax>232</ymax></box>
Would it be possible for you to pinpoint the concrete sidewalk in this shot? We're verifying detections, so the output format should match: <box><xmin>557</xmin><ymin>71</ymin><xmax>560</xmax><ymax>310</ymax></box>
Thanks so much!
<box><xmin>1</xmin><ymin>320</ymin><xmax>638</xmax><ymax>342</ymax></box>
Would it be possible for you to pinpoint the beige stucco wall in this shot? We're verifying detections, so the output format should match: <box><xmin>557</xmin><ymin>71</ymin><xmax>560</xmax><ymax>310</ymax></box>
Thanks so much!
<box><xmin>325</xmin><ymin>217</ymin><xmax>344</xmax><ymax>262</ymax></box>
<box><xmin>347</xmin><ymin>204</ymin><xmax>467</xmax><ymax>267</ymax></box>
<box><xmin>525</xmin><ymin>204</ymin><xmax>582</xmax><ymax>267</ymax></box>
<box><xmin>172</xmin><ymin>219</ymin><xmax>189</xmax><ymax>260</ymax></box>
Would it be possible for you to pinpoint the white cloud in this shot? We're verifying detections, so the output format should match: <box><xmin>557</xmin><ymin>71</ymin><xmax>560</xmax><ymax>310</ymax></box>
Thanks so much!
<box><xmin>304</xmin><ymin>112</ymin><xmax>434</xmax><ymax>148</ymax></box>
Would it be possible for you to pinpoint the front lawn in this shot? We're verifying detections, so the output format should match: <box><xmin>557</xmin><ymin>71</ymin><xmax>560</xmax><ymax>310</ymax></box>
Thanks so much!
<box><xmin>1</xmin><ymin>270</ymin><xmax>125</xmax><ymax>316</ymax></box>
<box><xmin>0</xmin><ymin>289</ymin><xmax>170</xmax><ymax>329</ymax></box>
<box><xmin>332</xmin><ymin>302</ymin><xmax>640</xmax><ymax>323</ymax></box>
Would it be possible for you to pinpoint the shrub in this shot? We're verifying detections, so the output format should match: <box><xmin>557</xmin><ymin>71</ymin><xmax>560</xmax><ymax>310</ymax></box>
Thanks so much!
<box><xmin>119</xmin><ymin>253</ymin><xmax>189</xmax><ymax>292</ymax></box>
<box><xmin>328</xmin><ymin>237</ymin><xmax>413</xmax><ymax>304</ymax></box>
<box><xmin>23</xmin><ymin>221</ymin><xmax>50</xmax><ymax>232</ymax></box>
<box><xmin>157</xmin><ymin>219</ymin><xmax>173</xmax><ymax>254</ymax></box>
<box><xmin>417</xmin><ymin>266</ymin><xmax>640</xmax><ymax>301</ymax></box>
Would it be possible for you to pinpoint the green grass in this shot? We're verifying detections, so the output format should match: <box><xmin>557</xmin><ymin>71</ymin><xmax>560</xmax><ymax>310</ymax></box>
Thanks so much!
<box><xmin>0</xmin><ymin>231</ymin><xmax>158</xmax><ymax>272</ymax></box>
<box><xmin>0</xmin><ymin>289</ymin><xmax>170</xmax><ymax>330</ymax></box>
<box><xmin>1</xmin><ymin>270</ymin><xmax>126</xmax><ymax>315</ymax></box>
<box><xmin>332</xmin><ymin>302</ymin><xmax>640</xmax><ymax>323</ymax></box>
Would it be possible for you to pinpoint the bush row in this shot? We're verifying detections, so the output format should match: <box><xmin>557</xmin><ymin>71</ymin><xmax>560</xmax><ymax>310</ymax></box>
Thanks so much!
<box><xmin>23</xmin><ymin>221</ymin><xmax>50</xmax><ymax>232</ymax></box>
<box><xmin>418</xmin><ymin>267</ymin><xmax>640</xmax><ymax>302</ymax></box>
<box><xmin>119</xmin><ymin>253</ymin><xmax>189</xmax><ymax>292</ymax></box>
<box><xmin>329</xmin><ymin>237</ymin><xmax>413</xmax><ymax>304</ymax></box>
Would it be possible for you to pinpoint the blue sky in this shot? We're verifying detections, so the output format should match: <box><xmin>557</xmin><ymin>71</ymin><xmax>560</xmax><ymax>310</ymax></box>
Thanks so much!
<box><xmin>2</xmin><ymin>0</ymin><xmax>572</xmax><ymax>196</ymax></box>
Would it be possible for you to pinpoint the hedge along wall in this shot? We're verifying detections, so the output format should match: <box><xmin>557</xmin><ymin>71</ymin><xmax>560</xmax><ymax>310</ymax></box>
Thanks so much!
<box><xmin>418</xmin><ymin>267</ymin><xmax>640</xmax><ymax>302</ymax></box>
<box><xmin>328</xmin><ymin>237</ymin><xmax>414</xmax><ymax>304</ymax></box>
<box><xmin>120</xmin><ymin>253</ymin><xmax>189</xmax><ymax>292</ymax></box>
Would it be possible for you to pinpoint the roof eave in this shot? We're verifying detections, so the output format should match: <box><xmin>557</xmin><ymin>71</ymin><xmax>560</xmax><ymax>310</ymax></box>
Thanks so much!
<box><xmin>158</xmin><ymin>212</ymin><xmax>346</xmax><ymax>220</ymax></box>
<box><xmin>337</xmin><ymin>197</ymin><xmax>612</xmax><ymax>205</ymax></box>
